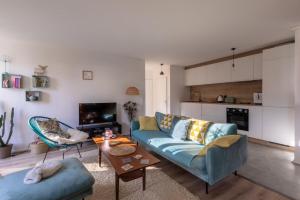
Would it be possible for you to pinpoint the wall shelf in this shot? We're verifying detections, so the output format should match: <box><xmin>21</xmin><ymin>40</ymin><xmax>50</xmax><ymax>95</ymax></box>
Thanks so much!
<box><xmin>32</xmin><ymin>75</ymin><xmax>49</xmax><ymax>88</ymax></box>
<box><xmin>1</xmin><ymin>73</ymin><xmax>22</xmax><ymax>88</ymax></box>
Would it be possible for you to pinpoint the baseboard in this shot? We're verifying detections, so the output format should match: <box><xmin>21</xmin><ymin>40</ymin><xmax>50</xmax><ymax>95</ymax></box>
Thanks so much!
<box><xmin>248</xmin><ymin>137</ymin><xmax>295</xmax><ymax>152</ymax></box>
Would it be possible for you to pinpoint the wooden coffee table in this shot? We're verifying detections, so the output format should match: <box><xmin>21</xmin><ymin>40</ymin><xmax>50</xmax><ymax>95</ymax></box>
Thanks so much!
<box><xmin>93</xmin><ymin>136</ymin><xmax>160</xmax><ymax>200</ymax></box>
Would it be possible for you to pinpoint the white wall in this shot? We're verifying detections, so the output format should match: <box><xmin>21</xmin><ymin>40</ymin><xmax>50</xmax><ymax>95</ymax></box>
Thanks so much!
<box><xmin>0</xmin><ymin>38</ymin><xmax>145</xmax><ymax>152</ymax></box>
<box><xmin>294</xmin><ymin>27</ymin><xmax>300</xmax><ymax>164</ymax></box>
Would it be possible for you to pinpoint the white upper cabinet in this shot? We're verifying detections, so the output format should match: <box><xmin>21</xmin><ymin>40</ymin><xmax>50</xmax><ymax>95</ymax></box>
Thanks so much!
<box><xmin>231</xmin><ymin>55</ymin><xmax>254</xmax><ymax>82</ymax></box>
<box><xmin>185</xmin><ymin>66</ymin><xmax>208</xmax><ymax>86</ymax></box>
<box><xmin>253</xmin><ymin>53</ymin><xmax>263</xmax><ymax>80</ymax></box>
<box><xmin>205</xmin><ymin>61</ymin><xmax>232</xmax><ymax>84</ymax></box>
<box><xmin>185</xmin><ymin>54</ymin><xmax>258</xmax><ymax>86</ymax></box>
<box><xmin>262</xmin><ymin>44</ymin><xmax>295</xmax><ymax>107</ymax></box>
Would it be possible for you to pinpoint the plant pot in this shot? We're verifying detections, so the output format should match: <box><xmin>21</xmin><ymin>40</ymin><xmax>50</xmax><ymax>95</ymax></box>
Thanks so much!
<box><xmin>0</xmin><ymin>144</ymin><xmax>13</xmax><ymax>159</ymax></box>
<box><xmin>30</xmin><ymin>142</ymin><xmax>48</xmax><ymax>155</ymax></box>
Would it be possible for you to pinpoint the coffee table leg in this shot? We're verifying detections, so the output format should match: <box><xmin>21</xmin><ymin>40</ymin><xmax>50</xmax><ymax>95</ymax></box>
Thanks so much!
<box><xmin>115</xmin><ymin>172</ymin><xmax>119</xmax><ymax>200</ymax></box>
<box><xmin>143</xmin><ymin>168</ymin><xmax>146</xmax><ymax>191</ymax></box>
<box><xmin>98</xmin><ymin>148</ymin><xmax>102</xmax><ymax>167</ymax></box>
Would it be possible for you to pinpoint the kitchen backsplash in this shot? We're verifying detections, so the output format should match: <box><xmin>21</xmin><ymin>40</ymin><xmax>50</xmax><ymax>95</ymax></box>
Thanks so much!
<box><xmin>190</xmin><ymin>80</ymin><xmax>262</xmax><ymax>104</ymax></box>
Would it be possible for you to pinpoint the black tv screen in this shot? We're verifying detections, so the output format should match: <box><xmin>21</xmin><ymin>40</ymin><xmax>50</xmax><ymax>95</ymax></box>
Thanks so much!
<box><xmin>79</xmin><ymin>103</ymin><xmax>117</xmax><ymax>125</ymax></box>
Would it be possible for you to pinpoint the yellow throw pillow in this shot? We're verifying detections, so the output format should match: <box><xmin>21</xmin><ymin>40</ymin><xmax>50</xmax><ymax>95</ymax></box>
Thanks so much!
<box><xmin>199</xmin><ymin>135</ymin><xmax>241</xmax><ymax>156</ymax></box>
<box><xmin>139</xmin><ymin>116</ymin><xmax>159</xmax><ymax>131</ymax></box>
<box><xmin>187</xmin><ymin>119</ymin><xmax>211</xmax><ymax>144</ymax></box>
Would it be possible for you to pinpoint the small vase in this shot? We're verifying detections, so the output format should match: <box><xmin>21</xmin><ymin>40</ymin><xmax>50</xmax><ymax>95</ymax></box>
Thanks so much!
<box><xmin>0</xmin><ymin>144</ymin><xmax>13</xmax><ymax>159</ymax></box>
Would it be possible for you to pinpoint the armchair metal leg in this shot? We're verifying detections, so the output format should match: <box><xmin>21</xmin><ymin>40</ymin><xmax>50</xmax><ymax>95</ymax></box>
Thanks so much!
<box><xmin>205</xmin><ymin>182</ymin><xmax>209</xmax><ymax>194</ymax></box>
<box><xmin>76</xmin><ymin>144</ymin><xmax>82</xmax><ymax>158</ymax></box>
<box><xmin>42</xmin><ymin>147</ymin><xmax>49</xmax><ymax>163</ymax></box>
<box><xmin>63</xmin><ymin>150</ymin><xmax>65</xmax><ymax>160</ymax></box>
<box><xmin>234</xmin><ymin>170</ymin><xmax>238</xmax><ymax>176</ymax></box>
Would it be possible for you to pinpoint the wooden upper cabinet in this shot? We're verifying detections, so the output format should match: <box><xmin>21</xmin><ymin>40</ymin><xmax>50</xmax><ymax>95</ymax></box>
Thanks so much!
<box><xmin>231</xmin><ymin>55</ymin><xmax>254</xmax><ymax>82</ymax></box>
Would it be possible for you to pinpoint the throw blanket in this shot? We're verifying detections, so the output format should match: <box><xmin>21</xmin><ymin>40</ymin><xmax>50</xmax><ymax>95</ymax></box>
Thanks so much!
<box><xmin>199</xmin><ymin>135</ymin><xmax>241</xmax><ymax>156</ymax></box>
<box><xmin>47</xmin><ymin>128</ymin><xmax>89</xmax><ymax>145</ymax></box>
<box><xmin>24</xmin><ymin>161</ymin><xmax>62</xmax><ymax>184</ymax></box>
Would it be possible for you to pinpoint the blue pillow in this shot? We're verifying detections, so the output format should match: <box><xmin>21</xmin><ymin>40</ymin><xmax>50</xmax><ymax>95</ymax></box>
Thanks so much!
<box><xmin>170</xmin><ymin>119</ymin><xmax>191</xmax><ymax>140</ymax></box>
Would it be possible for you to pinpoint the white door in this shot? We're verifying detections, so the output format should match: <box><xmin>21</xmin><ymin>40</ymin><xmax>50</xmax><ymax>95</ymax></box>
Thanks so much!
<box><xmin>145</xmin><ymin>79</ymin><xmax>154</xmax><ymax>116</ymax></box>
<box><xmin>153</xmin><ymin>77</ymin><xmax>167</xmax><ymax>114</ymax></box>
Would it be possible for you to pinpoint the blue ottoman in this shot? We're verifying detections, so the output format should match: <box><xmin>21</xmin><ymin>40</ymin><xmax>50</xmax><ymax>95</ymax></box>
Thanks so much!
<box><xmin>0</xmin><ymin>158</ymin><xmax>95</xmax><ymax>200</ymax></box>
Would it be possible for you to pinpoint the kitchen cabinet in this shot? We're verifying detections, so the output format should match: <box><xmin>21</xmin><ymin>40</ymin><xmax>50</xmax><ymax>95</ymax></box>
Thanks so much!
<box><xmin>185</xmin><ymin>54</ymin><xmax>258</xmax><ymax>86</ymax></box>
<box><xmin>201</xmin><ymin>103</ymin><xmax>227</xmax><ymax>123</ymax></box>
<box><xmin>231</xmin><ymin>55</ymin><xmax>254</xmax><ymax>82</ymax></box>
<box><xmin>262</xmin><ymin>107</ymin><xmax>295</xmax><ymax>146</ymax></box>
<box><xmin>253</xmin><ymin>53</ymin><xmax>263</xmax><ymax>80</ymax></box>
<box><xmin>180</xmin><ymin>102</ymin><xmax>202</xmax><ymax>119</ymax></box>
<box><xmin>262</xmin><ymin>44</ymin><xmax>295</xmax><ymax>107</ymax></box>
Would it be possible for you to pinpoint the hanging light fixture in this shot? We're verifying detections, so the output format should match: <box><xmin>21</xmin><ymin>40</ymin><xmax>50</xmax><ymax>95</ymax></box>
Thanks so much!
<box><xmin>160</xmin><ymin>63</ymin><xmax>164</xmax><ymax>75</ymax></box>
<box><xmin>231</xmin><ymin>48</ymin><xmax>236</xmax><ymax>68</ymax></box>
<box><xmin>1</xmin><ymin>55</ymin><xmax>10</xmax><ymax>73</ymax></box>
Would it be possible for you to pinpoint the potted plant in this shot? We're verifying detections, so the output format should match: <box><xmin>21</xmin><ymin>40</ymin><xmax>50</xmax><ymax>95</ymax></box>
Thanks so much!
<box><xmin>29</xmin><ymin>136</ymin><xmax>48</xmax><ymax>155</ymax></box>
<box><xmin>123</xmin><ymin>101</ymin><xmax>137</xmax><ymax>122</ymax></box>
<box><xmin>0</xmin><ymin>108</ymin><xmax>14</xmax><ymax>159</ymax></box>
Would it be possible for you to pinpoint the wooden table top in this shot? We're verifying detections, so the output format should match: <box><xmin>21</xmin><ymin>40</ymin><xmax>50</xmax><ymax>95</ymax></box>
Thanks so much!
<box><xmin>93</xmin><ymin>136</ymin><xmax>160</xmax><ymax>175</ymax></box>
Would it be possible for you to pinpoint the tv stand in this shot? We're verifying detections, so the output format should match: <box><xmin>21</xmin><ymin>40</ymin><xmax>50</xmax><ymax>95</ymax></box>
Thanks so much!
<box><xmin>77</xmin><ymin>122</ymin><xmax>122</xmax><ymax>138</ymax></box>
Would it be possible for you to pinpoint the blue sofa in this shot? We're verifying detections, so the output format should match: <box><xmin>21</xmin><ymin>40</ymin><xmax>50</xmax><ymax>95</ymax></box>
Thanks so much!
<box><xmin>131</xmin><ymin>119</ymin><xmax>247</xmax><ymax>193</ymax></box>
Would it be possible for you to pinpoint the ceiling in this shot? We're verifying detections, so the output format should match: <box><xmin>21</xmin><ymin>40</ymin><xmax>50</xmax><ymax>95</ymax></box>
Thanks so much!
<box><xmin>0</xmin><ymin>0</ymin><xmax>300</xmax><ymax>66</ymax></box>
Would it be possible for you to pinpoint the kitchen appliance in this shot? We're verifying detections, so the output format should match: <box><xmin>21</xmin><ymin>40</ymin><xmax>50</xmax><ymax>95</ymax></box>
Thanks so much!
<box><xmin>226</xmin><ymin>108</ymin><xmax>249</xmax><ymax>131</ymax></box>
<box><xmin>224</xmin><ymin>96</ymin><xmax>236</xmax><ymax>104</ymax></box>
<box><xmin>217</xmin><ymin>95</ymin><xmax>224</xmax><ymax>103</ymax></box>
<box><xmin>253</xmin><ymin>93</ymin><xmax>263</xmax><ymax>104</ymax></box>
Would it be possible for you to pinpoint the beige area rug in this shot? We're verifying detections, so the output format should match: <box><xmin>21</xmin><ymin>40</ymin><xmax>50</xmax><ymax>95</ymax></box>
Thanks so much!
<box><xmin>82</xmin><ymin>153</ymin><xmax>199</xmax><ymax>200</ymax></box>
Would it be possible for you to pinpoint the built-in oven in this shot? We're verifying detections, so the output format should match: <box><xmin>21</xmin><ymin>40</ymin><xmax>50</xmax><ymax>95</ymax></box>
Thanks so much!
<box><xmin>226</xmin><ymin>108</ymin><xmax>249</xmax><ymax>131</ymax></box>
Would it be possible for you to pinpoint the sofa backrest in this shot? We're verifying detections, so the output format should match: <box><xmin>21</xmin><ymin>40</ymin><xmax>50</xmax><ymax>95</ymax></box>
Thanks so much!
<box><xmin>205</xmin><ymin>123</ymin><xmax>237</xmax><ymax>145</ymax></box>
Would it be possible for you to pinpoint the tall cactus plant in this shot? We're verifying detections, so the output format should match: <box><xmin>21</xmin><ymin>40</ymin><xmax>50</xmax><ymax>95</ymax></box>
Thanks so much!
<box><xmin>0</xmin><ymin>108</ymin><xmax>14</xmax><ymax>147</ymax></box>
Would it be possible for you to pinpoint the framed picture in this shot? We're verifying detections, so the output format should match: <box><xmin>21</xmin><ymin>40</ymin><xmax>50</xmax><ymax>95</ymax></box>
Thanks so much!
<box><xmin>26</xmin><ymin>91</ymin><xmax>41</xmax><ymax>102</ymax></box>
<box><xmin>82</xmin><ymin>70</ymin><xmax>93</xmax><ymax>80</ymax></box>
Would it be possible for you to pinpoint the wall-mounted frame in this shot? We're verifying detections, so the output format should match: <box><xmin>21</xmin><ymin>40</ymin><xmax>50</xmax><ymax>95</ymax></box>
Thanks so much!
<box><xmin>32</xmin><ymin>75</ymin><xmax>49</xmax><ymax>88</ymax></box>
<box><xmin>82</xmin><ymin>70</ymin><xmax>93</xmax><ymax>80</ymax></box>
<box><xmin>2</xmin><ymin>73</ymin><xmax>22</xmax><ymax>88</ymax></box>
<box><xmin>26</xmin><ymin>91</ymin><xmax>41</xmax><ymax>102</ymax></box>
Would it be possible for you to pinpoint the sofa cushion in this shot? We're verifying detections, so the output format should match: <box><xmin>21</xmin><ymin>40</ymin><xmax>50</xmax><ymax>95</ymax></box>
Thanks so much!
<box><xmin>187</xmin><ymin>119</ymin><xmax>212</xmax><ymax>144</ymax></box>
<box><xmin>155</xmin><ymin>112</ymin><xmax>180</xmax><ymax>134</ymax></box>
<box><xmin>170</xmin><ymin>119</ymin><xmax>191</xmax><ymax>140</ymax></box>
<box><xmin>138</xmin><ymin>116</ymin><xmax>159</xmax><ymax>131</ymax></box>
<box><xmin>205</xmin><ymin>123</ymin><xmax>237</xmax><ymax>145</ymax></box>
<box><xmin>149</xmin><ymin>137</ymin><xmax>205</xmax><ymax>168</ymax></box>
<box><xmin>132</xmin><ymin>130</ymin><xmax>168</xmax><ymax>144</ymax></box>
<box><xmin>0</xmin><ymin>158</ymin><xmax>95</xmax><ymax>200</ymax></box>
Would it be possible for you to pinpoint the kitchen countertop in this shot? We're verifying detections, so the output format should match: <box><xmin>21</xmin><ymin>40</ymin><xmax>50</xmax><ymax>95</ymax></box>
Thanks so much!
<box><xmin>181</xmin><ymin>101</ymin><xmax>263</xmax><ymax>106</ymax></box>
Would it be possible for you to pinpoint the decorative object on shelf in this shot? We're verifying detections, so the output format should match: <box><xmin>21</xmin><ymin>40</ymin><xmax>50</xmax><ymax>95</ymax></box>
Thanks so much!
<box><xmin>82</xmin><ymin>70</ymin><xmax>93</xmax><ymax>80</ymax></box>
<box><xmin>2</xmin><ymin>73</ymin><xmax>22</xmax><ymax>88</ymax></box>
<box><xmin>123</xmin><ymin>101</ymin><xmax>137</xmax><ymax>122</ymax></box>
<box><xmin>0</xmin><ymin>107</ymin><xmax>15</xmax><ymax>159</ymax></box>
<box><xmin>231</xmin><ymin>48</ymin><xmax>236</xmax><ymax>68</ymax></box>
<box><xmin>34</xmin><ymin>65</ymin><xmax>48</xmax><ymax>76</ymax></box>
<box><xmin>26</xmin><ymin>91</ymin><xmax>41</xmax><ymax>101</ymax></box>
<box><xmin>29</xmin><ymin>136</ymin><xmax>48</xmax><ymax>155</ymax></box>
<box><xmin>160</xmin><ymin>63</ymin><xmax>164</xmax><ymax>75</ymax></box>
<box><xmin>126</xmin><ymin>86</ymin><xmax>139</xmax><ymax>95</ymax></box>
<box><xmin>32</xmin><ymin>75</ymin><xmax>49</xmax><ymax>88</ymax></box>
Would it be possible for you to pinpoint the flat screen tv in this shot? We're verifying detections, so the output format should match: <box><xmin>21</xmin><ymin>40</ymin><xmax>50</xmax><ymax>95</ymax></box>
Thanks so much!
<box><xmin>79</xmin><ymin>103</ymin><xmax>117</xmax><ymax>125</ymax></box>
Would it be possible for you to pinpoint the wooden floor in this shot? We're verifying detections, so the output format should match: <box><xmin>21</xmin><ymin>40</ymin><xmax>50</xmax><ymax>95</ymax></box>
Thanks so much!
<box><xmin>0</xmin><ymin>143</ymin><xmax>291</xmax><ymax>200</ymax></box>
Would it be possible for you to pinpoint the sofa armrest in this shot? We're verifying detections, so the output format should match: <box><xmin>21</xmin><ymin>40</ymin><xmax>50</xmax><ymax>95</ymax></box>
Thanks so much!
<box><xmin>205</xmin><ymin>135</ymin><xmax>247</xmax><ymax>185</ymax></box>
<box><xmin>131</xmin><ymin>120</ymin><xmax>140</xmax><ymax>131</ymax></box>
